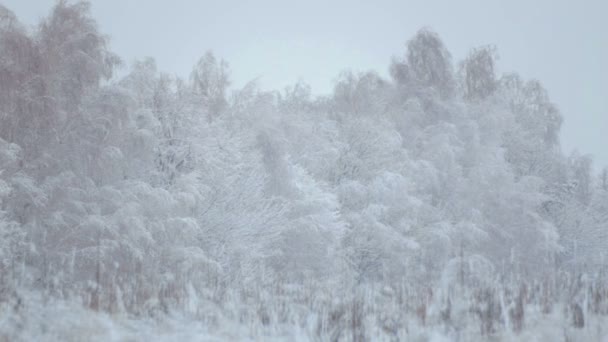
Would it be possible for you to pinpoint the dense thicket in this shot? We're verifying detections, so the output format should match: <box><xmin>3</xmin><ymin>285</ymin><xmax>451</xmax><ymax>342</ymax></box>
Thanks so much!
<box><xmin>1</xmin><ymin>2</ymin><xmax>607</xmax><ymax>340</ymax></box>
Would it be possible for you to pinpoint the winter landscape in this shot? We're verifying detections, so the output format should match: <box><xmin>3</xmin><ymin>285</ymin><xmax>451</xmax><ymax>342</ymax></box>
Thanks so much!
<box><xmin>1</xmin><ymin>1</ymin><xmax>607</xmax><ymax>341</ymax></box>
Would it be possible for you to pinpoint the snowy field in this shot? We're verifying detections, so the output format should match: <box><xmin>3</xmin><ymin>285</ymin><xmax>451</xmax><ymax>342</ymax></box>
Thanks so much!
<box><xmin>2</xmin><ymin>282</ymin><xmax>608</xmax><ymax>341</ymax></box>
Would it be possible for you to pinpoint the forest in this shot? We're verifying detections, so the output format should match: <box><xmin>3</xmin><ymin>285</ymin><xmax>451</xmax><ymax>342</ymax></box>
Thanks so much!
<box><xmin>1</xmin><ymin>1</ymin><xmax>607</xmax><ymax>341</ymax></box>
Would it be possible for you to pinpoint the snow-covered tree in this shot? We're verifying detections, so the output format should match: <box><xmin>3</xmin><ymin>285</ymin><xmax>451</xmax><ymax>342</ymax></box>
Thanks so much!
<box><xmin>459</xmin><ymin>45</ymin><xmax>498</xmax><ymax>101</ymax></box>
<box><xmin>190</xmin><ymin>51</ymin><xmax>230</xmax><ymax>122</ymax></box>
<box><xmin>406</xmin><ymin>28</ymin><xmax>455</xmax><ymax>97</ymax></box>
<box><xmin>0</xmin><ymin>2</ymin><xmax>605</xmax><ymax>339</ymax></box>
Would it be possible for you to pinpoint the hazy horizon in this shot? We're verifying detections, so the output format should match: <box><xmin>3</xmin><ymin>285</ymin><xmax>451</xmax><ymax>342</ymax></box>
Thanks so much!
<box><xmin>4</xmin><ymin>0</ymin><xmax>606</xmax><ymax>170</ymax></box>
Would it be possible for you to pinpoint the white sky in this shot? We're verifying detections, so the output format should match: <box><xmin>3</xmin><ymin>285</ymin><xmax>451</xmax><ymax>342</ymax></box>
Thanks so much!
<box><xmin>4</xmin><ymin>0</ymin><xmax>607</xmax><ymax>170</ymax></box>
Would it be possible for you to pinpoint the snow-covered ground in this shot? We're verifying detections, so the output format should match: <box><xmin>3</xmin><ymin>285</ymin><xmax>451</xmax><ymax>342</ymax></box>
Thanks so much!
<box><xmin>2</xmin><ymin>286</ymin><xmax>607</xmax><ymax>341</ymax></box>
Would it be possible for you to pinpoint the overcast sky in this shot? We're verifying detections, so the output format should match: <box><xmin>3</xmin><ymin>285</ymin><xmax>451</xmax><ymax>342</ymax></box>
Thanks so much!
<box><xmin>4</xmin><ymin>0</ymin><xmax>607</xmax><ymax>170</ymax></box>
